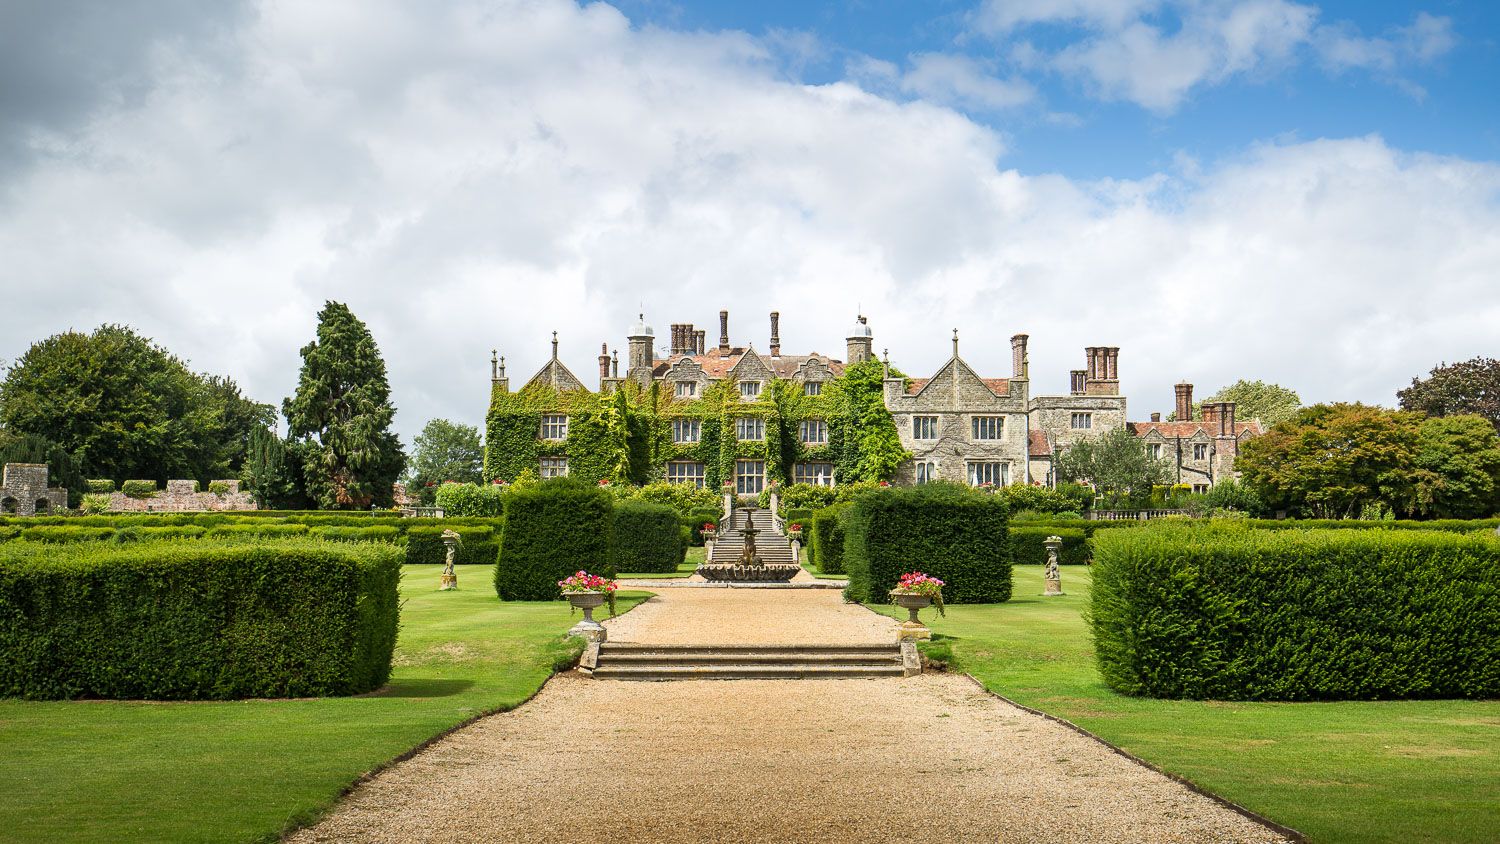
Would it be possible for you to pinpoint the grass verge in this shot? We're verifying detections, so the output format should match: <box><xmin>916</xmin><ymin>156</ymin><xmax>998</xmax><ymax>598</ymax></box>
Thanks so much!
<box><xmin>0</xmin><ymin>565</ymin><xmax>652</xmax><ymax>844</ymax></box>
<box><xmin>867</xmin><ymin>565</ymin><xmax>1500</xmax><ymax>844</ymax></box>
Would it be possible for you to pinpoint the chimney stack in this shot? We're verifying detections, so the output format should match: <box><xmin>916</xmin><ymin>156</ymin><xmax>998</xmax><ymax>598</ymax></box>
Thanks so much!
<box><xmin>719</xmin><ymin>310</ymin><xmax>730</xmax><ymax>353</ymax></box>
<box><xmin>769</xmin><ymin>311</ymin><xmax>781</xmax><ymax>357</ymax></box>
<box><xmin>1151</xmin><ymin>412</ymin><xmax>1161</xmax><ymax>423</ymax></box>
<box><xmin>695</xmin><ymin>330</ymin><xmax>705</xmax><ymax>354</ymax></box>
<box><xmin>598</xmin><ymin>342</ymin><xmax>609</xmax><ymax>379</ymax></box>
<box><xmin>1010</xmin><ymin>334</ymin><xmax>1029</xmax><ymax>378</ymax></box>
<box><xmin>1175</xmin><ymin>383</ymin><xmax>1194</xmax><ymax>422</ymax></box>
<box><xmin>1070</xmin><ymin>370</ymin><xmax>1086</xmax><ymax>395</ymax></box>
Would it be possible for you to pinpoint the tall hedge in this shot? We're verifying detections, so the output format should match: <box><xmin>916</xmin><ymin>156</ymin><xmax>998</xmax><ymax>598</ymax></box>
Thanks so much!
<box><xmin>1090</xmin><ymin>525</ymin><xmax>1500</xmax><ymax>700</ymax></box>
<box><xmin>1011</xmin><ymin>527</ymin><xmax>1089</xmax><ymax>566</ymax></box>
<box><xmin>843</xmin><ymin>483</ymin><xmax>1012</xmax><ymax>604</ymax></box>
<box><xmin>494</xmin><ymin>477</ymin><xmax>613</xmax><ymax>600</ymax></box>
<box><xmin>0</xmin><ymin>538</ymin><xmax>400</xmax><ymax>700</ymax></box>
<box><xmin>810</xmin><ymin>503</ymin><xmax>851</xmax><ymax>574</ymax></box>
<box><xmin>614</xmin><ymin>499</ymin><xmax>686</xmax><ymax>574</ymax></box>
<box><xmin>407</xmin><ymin>525</ymin><xmax>498</xmax><ymax>566</ymax></box>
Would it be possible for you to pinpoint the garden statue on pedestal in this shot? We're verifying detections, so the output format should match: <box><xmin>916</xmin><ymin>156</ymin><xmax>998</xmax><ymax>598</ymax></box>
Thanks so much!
<box><xmin>1043</xmin><ymin>536</ymin><xmax>1064</xmax><ymax>596</ymax></box>
<box><xmin>440</xmin><ymin>529</ymin><xmax>461</xmax><ymax>590</ymax></box>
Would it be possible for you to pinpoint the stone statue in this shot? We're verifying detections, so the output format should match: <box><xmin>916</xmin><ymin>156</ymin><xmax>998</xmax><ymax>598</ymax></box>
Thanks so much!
<box><xmin>1043</xmin><ymin>535</ymin><xmax>1063</xmax><ymax>597</ymax></box>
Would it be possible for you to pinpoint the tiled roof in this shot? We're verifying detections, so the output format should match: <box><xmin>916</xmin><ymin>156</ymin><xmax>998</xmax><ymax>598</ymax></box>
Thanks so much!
<box><xmin>1128</xmin><ymin>421</ymin><xmax>1263</xmax><ymax>438</ymax></box>
<box><xmin>1029</xmin><ymin>429</ymin><xmax>1051</xmax><ymax>457</ymax></box>
<box><xmin>651</xmin><ymin>349</ymin><xmax>845</xmax><ymax>380</ymax></box>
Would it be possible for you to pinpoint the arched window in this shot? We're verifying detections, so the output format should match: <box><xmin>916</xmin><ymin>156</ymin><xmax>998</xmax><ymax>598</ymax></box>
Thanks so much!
<box><xmin>0</xmin><ymin>497</ymin><xmax>17</xmax><ymax>515</ymax></box>
<box><xmin>34</xmin><ymin>499</ymin><xmax>51</xmax><ymax>516</ymax></box>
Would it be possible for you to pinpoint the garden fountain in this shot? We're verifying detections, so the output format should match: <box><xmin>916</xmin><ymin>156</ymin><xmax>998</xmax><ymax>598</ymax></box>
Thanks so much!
<box><xmin>695</xmin><ymin>504</ymin><xmax>801</xmax><ymax>582</ymax></box>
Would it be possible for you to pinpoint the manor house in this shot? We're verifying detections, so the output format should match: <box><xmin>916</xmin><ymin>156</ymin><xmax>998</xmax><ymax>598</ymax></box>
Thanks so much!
<box><xmin>486</xmin><ymin>310</ymin><xmax>1259</xmax><ymax>492</ymax></box>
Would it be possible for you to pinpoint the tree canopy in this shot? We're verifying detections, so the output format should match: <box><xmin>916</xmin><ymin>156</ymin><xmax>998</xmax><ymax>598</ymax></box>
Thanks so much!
<box><xmin>283</xmin><ymin>302</ymin><xmax>405</xmax><ymax>509</ymax></box>
<box><xmin>0</xmin><ymin>324</ymin><xmax>271</xmax><ymax>484</ymax></box>
<box><xmin>1054</xmin><ymin>426</ymin><xmax>1172</xmax><ymax>508</ymax></box>
<box><xmin>1398</xmin><ymin>356</ymin><xmax>1500</xmax><ymax>433</ymax></box>
<box><xmin>407</xmin><ymin>418</ymin><xmax>484</xmax><ymax>501</ymax></box>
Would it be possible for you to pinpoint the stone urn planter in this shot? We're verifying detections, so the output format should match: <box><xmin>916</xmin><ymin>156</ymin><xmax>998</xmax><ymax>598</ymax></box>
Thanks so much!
<box><xmin>893</xmin><ymin>593</ymin><xmax>933</xmax><ymax>641</ymax></box>
<box><xmin>565</xmin><ymin>591</ymin><xmax>607</xmax><ymax>640</ymax></box>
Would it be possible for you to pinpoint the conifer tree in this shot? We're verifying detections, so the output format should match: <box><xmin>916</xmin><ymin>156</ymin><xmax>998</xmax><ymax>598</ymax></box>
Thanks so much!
<box><xmin>283</xmin><ymin>302</ymin><xmax>405</xmax><ymax>509</ymax></box>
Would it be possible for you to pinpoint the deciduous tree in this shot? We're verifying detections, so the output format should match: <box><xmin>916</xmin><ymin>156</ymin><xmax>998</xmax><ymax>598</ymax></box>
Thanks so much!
<box><xmin>1399</xmin><ymin>357</ymin><xmax>1500</xmax><ymax>433</ymax></box>
<box><xmin>1054</xmin><ymin>426</ymin><xmax>1172</xmax><ymax>508</ymax></box>
<box><xmin>283</xmin><ymin>302</ymin><xmax>405</xmax><ymax>510</ymax></box>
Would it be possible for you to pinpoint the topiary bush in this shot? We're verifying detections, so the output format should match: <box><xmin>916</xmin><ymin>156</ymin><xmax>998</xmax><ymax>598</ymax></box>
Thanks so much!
<box><xmin>1090</xmin><ymin>525</ymin><xmax>1500</xmax><ymax>700</ymax></box>
<box><xmin>405</xmin><ymin>526</ymin><xmax>497</xmax><ymax>565</ymax></box>
<box><xmin>0</xmin><ymin>537</ymin><xmax>401</xmax><ymax>700</ymax></box>
<box><xmin>843</xmin><ymin>482</ymin><xmax>1012</xmax><ymax>604</ymax></box>
<box><xmin>686</xmin><ymin>507</ymin><xmax>721</xmax><ymax>547</ymax></box>
<box><xmin>315</xmin><ymin>525</ymin><xmax>402</xmax><ymax>545</ymax></box>
<box><xmin>810</xmin><ymin>503</ymin><xmax>850</xmax><ymax>574</ymax></box>
<box><xmin>121</xmin><ymin>480</ymin><xmax>158</xmax><ymax>499</ymax></box>
<box><xmin>1011</xmin><ymin>527</ymin><xmax>1089</xmax><ymax>566</ymax></box>
<box><xmin>86</xmin><ymin>479</ymin><xmax>116</xmax><ymax>494</ymax></box>
<box><xmin>207</xmin><ymin>480</ymin><xmax>232</xmax><ymax>496</ymax></box>
<box><xmin>613</xmin><ymin>499</ymin><xmax>685</xmax><ymax>574</ymax></box>
<box><xmin>495</xmin><ymin>477</ymin><xmax>613</xmax><ymax>600</ymax></box>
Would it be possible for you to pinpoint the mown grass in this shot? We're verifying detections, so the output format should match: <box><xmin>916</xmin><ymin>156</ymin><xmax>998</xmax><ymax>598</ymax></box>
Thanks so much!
<box><xmin>868</xmin><ymin>566</ymin><xmax>1500</xmax><ymax>844</ymax></box>
<box><xmin>0</xmin><ymin>565</ymin><xmax>652</xmax><ymax>843</ymax></box>
<box><xmin>617</xmin><ymin>545</ymin><xmax>704</xmax><ymax>578</ymax></box>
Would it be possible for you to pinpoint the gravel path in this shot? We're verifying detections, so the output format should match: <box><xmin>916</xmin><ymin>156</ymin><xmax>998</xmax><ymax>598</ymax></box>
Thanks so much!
<box><xmin>602</xmin><ymin>586</ymin><xmax>897</xmax><ymax>645</ymax></box>
<box><xmin>288</xmin><ymin>591</ymin><xmax>1289</xmax><ymax>844</ymax></box>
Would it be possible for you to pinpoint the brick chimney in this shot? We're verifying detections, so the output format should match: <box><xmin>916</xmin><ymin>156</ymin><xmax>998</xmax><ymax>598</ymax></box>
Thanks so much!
<box><xmin>769</xmin><ymin>311</ymin><xmax>781</xmax><ymax>357</ymax></box>
<box><xmin>695</xmin><ymin>330</ymin><xmax>705</xmax><ymax>354</ymax></box>
<box><xmin>1010</xmin><ymin>334</ymin><xmax>1028</xmax><ymax>378</ymax></box>
<box><xmin>1175</xmin><ymin>383</ymin><xmax>1194</xmax><ymax>422</ymax></box>
<box><xmin>719</xmin><ymin>310</ymin><xmax>730</xmax><ymax>353</ymax></box>
<box><xmin>1151</xmin><ymin>412</ymin><xmax>1161</xmax><ymax>423</ymax></box>
<box><xmin>598</xmin><ymin>342</ymin><xmax>609</xmax><ymax>379</ymax></box>
<box><xmin>1070</xmin><ymin>370</ymin><xmax>1086</xmax><ymax>395</ymax></box>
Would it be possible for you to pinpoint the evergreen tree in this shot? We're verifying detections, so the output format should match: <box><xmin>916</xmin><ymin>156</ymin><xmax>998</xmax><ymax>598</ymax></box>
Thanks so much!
<box><xmin>245</xmin><ymin>426</ymin><xmax>312</xmax><ymax>510</ymax></box>
<box><xmin>282</xmin><ymin>302</ymin><xmax>405</xmax><ymax>510</ymax></box>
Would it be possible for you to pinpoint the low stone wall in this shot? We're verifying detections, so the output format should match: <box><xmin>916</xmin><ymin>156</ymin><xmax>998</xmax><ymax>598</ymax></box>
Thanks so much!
<box><xmin>2</xmin><ymin>463</ymin><xmax>69</xmax><ymax>517</ymax></box>
<box><xmin>108</xmin><ymin>479</ymin><xmax>256</xmax><ymax>512</ymax></box>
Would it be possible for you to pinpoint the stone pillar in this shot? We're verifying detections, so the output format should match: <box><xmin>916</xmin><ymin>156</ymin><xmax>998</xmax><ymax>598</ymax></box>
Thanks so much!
<box><xmin>769</xmin><ymin>487</ymin><xmax>780</xmax><ymax>521</ymax></box>
<box><xmin>723</xmin><ymin>481</ymin><xmax>735</xmax><ymax>525</ymax></box>
<box><xmin>1043</xmin><ymin>535</ymin><xmax>1063</xmax><ymax>596</ymax></box>
<box><xmin>790</xmin><ymin>538</ymin><xmax>800</xmax><ymax>565</ymax></box>
<box><xmin>899</xmin><ymin>640</ymin><xmax>921</xmax><ymax>677</ymax></box>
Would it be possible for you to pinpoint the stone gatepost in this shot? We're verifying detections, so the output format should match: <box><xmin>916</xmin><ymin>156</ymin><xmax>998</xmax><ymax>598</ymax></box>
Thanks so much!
<box><xmin>722</xmin><ymin>480</ymin><xmax>735</xmax><ymax>527</ymax></box>
<box><xmin>789</xmin><ymin>538</ymin><xmax>800</xmax><ymax>565</ymax></box>
<box><xmin>1043</xmin><ymin>535</ymin><xmax>1064</xmax><ymax>596</ymax></box>
<box><xmin>769</xmin><ymin>487</ymin><xmax>780</xmax><ymax>521</ymax></box>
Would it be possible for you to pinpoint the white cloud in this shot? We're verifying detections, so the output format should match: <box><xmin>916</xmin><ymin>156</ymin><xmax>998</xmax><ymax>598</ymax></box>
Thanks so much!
<box><xmin>1</xmin><ymin>0</ymin><xmax>1496</xmax><ymax>446</ymax></box>
<box><xmin>899</xmin><ymin>53</ymin><xmax>1036</xmax><ymax>110</ymax></box>
<box><xmin>971</xmin><ymin>1</ymin><xmax>1455</xmax><ymax>112</ymax></box>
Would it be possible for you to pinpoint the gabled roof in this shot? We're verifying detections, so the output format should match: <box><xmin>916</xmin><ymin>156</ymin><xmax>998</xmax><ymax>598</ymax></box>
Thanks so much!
<box><xmin>1127</xmin><ymin>421</ymin><xmax>1263</xmax><ymax>438</ymax></box>
<box><xmin>651</xmin><ymin>348</ymin><xmax>845</xmax><ymax>380</ymax></box>
<box><xmin>524</xmin><ymin>358</ymin><xmax>587</xmax><ymax>392</ymax></box>
<box><xmin>903</xmin><ymin>371</ymin><xmax>1010</xmax><ymax>396</ymax></box>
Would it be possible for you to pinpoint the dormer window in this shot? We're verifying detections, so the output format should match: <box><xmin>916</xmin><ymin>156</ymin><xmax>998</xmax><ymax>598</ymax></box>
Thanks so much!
<box><xmin>740</xmin><ymin>381</ymin><xmax>761</xmax><ymax>398</ymax></box>
<box><xmin>803</xmin><ymin>381</ymin><xmax>822</xmax><ymax>396</ymax></box>
<box><xmin>675</xmin><ymin>381</ymin><xmax>697</xmax><ymax>398</ymax></box>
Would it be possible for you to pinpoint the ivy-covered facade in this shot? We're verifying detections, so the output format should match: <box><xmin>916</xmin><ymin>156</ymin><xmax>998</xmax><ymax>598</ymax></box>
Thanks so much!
<box><xmin>484</xmin><ymin>313</ymin><xmax>908</xmax><ymax>491</ymax></box>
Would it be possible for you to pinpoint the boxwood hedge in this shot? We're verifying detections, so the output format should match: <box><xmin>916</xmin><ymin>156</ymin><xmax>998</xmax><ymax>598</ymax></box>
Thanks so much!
<box><xmin>810</xmin><ymin>503</ymin><xmax>851</xmax><ymax>574</ymax></box>
<box><xmin>407</xmin><ymin>526</ymin><xmax>498</xmax><ymax>566</ymax></box>
<box><xmin>1011</xmin><ymin>527</ymin><xmax>1089</xmax><ymax>566</ymax></box>
<box><xmin>614</xmin><ymin>499</ymin><xmax>686</xmax><ymax>574</ymax></box>
<box><xmin>843</xmin><ymin>482</ymin><xmax>1012</xmax><ymax>604</ymax></box>
<box><xmin>495</xmin><ymin>477</ymin><xmax>613</xmax><ymax>600</ymax></box>
<box><xmin>0</xmin><ymin>538</ymin><xmax>400</xmax><ymax>700</ymax></box>
<box><xmin>1090</xmin><ymin>525</ymin><xmax>1500</xmax><ymax>700</ymax></box>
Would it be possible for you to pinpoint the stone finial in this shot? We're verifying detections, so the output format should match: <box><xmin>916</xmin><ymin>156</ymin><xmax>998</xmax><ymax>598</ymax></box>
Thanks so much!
<box><xmin>882</xmin><ymin>348</ymin><xmax>890</xmax><ymax>379</ymax></box>
<box><xmin>500</xmin><ymin>356</ymin><xmax>506</xmax><ymax>377</ymax></box>
<box><xmin>611</xmin><ymin>349</ymin><xmax>619</xmax><ymax>378</ymax></box>
<box><xmin>491</xmin><ymin>349</ymin><xmax>498</xmax><ymax>380</ymax></box>
<box><xmin>952</xmin><ymin>328</ymin><xmax>959</xmax><ymax>358</ymax></box>
<box><xmin>551</xmin><ymin>331</ymin><xmax>559</xmax><ymax>360</ymax></box>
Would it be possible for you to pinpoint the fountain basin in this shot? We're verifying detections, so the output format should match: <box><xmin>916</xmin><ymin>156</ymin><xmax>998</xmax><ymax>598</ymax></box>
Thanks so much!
<box><xmin>695</xmin><ymin>563</ymin><xmax>802</xmax><ymax>582</ymax></box>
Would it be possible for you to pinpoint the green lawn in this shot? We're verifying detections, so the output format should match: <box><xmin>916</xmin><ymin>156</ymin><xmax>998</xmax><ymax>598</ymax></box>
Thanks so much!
<box><xmin>870</xmin><ymin>566</ymin><xmax>1500</xmax><ymax>844</ymax></box>
<box><xmin>617</xmin><ymin>545</ymin><xmax>704</xmax><ymax>578</ymax></box>
<box><xmin>0</xmin><ymin>566</ymin><xmax>653</xmax><ymax>844</ymax></box>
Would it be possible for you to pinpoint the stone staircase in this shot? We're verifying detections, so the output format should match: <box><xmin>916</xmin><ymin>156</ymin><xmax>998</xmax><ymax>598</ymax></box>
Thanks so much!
<box><xmin>590</xmin><ymin>643</ymin><xmax>906</xmax><ymax>680</ymax></box>
<box><xmin>707</xmin><ymin>507</ymin><xmax>796</xmax><ymax>566</ymax></box>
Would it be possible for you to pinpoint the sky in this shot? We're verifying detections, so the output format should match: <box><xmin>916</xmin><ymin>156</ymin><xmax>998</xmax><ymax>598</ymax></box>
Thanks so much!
<box><xmin>2</xmin><ymin>0</ymin><xmax>1498</xmax><ymax>448</ymax></box>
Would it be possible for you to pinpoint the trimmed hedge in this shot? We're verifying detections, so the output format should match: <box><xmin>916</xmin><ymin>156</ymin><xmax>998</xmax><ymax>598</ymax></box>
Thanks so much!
<box><xmin>206</xmin><ymin>524</ymin><xmax>311</xmax><ymax>538</ymax></box>
<box><xmin>495</xmin><ymin>477</ymin><xmax>614</xmax><ymax>600</ymax></box>
<box><xmin>810</xmin><ymin>503</ymin><xmax>850</xmax><ymax>574</ymax></box>
<box><xmin>686</xmin><ymin>508</ymin><xmax>720</xmax><ymax>547</ymax></box>
<box><xmin>121</xmin><ymin>480</ymin><xmax>158</xmax><ymax>499</ymax></box>
<box><xmin>843</xmin><ymin>483</ymin><xmax>1012</xmax><ymax>604</ymax></box>
<box><xmin>314</xmin><ymin>525</ymin><xmax>402</xmax><ymax>545</ymax></box>
<box><xmin>614</xmin><ymin>499</ymin><xmax>686</xmax><ymax>574</ymax></box>
<box><xmin>86</xmin><ymin>479</ymin><xmax>115</xmax><ymax>493</ymax></box>
<box><xmin>1011</xmin><ymin>527</ymin><xmax>1089</xmax><ymax>566</ymax></box>
<box><xmin>406</xmin><ymin>526</ymin><xmax>497</xmax><ymax>566</ymax></box>
<box><xmin>19</xmin><ymin>527</ymin><xmax>117</xmax><ymax>544</ymax></box>
<box><xmin>0</xmin><ymin>538</ymin><xmax>401</xmax><ymax>700</ymax></box>
<box><xmin>1090</xmin><ymin>525</ymin><xmax>1500</xmax><ymax>700</ymax></box>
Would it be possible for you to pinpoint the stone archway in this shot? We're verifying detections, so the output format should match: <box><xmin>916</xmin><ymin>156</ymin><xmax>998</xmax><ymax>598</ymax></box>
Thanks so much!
<box><xmin>0</xmin><ymin>497</ymin><xmax>16</xmax><ymax>515</ymax></box>
<box><xmin>34</xmin><ymin>499</ymin><xmax>51</xmax><ymax>516</ymax></box>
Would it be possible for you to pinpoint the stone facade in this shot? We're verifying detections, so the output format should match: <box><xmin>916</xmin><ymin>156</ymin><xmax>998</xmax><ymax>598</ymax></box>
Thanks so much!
<box><xmin>107</xmin><ymin>479</ymin><xmax>256</xmax><ymax>512</ymax></box>
<box><xmin>1</xmin><ymin>463</ymin><xmax>68</xmax><ymax>516</ymax></box>
<box><xmin>489</xmin><ymin>310</ymin><xmax>1259</xmax><ymax>489</ymax></box>
<box><xmin>1126</xmin><ymin>385</ymin><xmax>1262</xmax><ymax>491</ymax></box>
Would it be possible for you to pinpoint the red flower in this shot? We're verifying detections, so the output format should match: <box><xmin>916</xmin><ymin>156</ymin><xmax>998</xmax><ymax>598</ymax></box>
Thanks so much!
<box><xmin>879</xmin><ymin>481</ymin><xmax>890</xmax><ymax>487</ymax></box>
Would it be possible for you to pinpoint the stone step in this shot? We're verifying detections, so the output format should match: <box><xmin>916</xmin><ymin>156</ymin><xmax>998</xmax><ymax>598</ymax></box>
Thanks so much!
<box><xmin>591</xmin><ymin>643</ymin><xmax>906</xmax><ymax>681</ymax></box>
<box><xmin>590</xmin><ymin>664</ymin><xmax>906</xmax><ymax>681</ymax></box>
